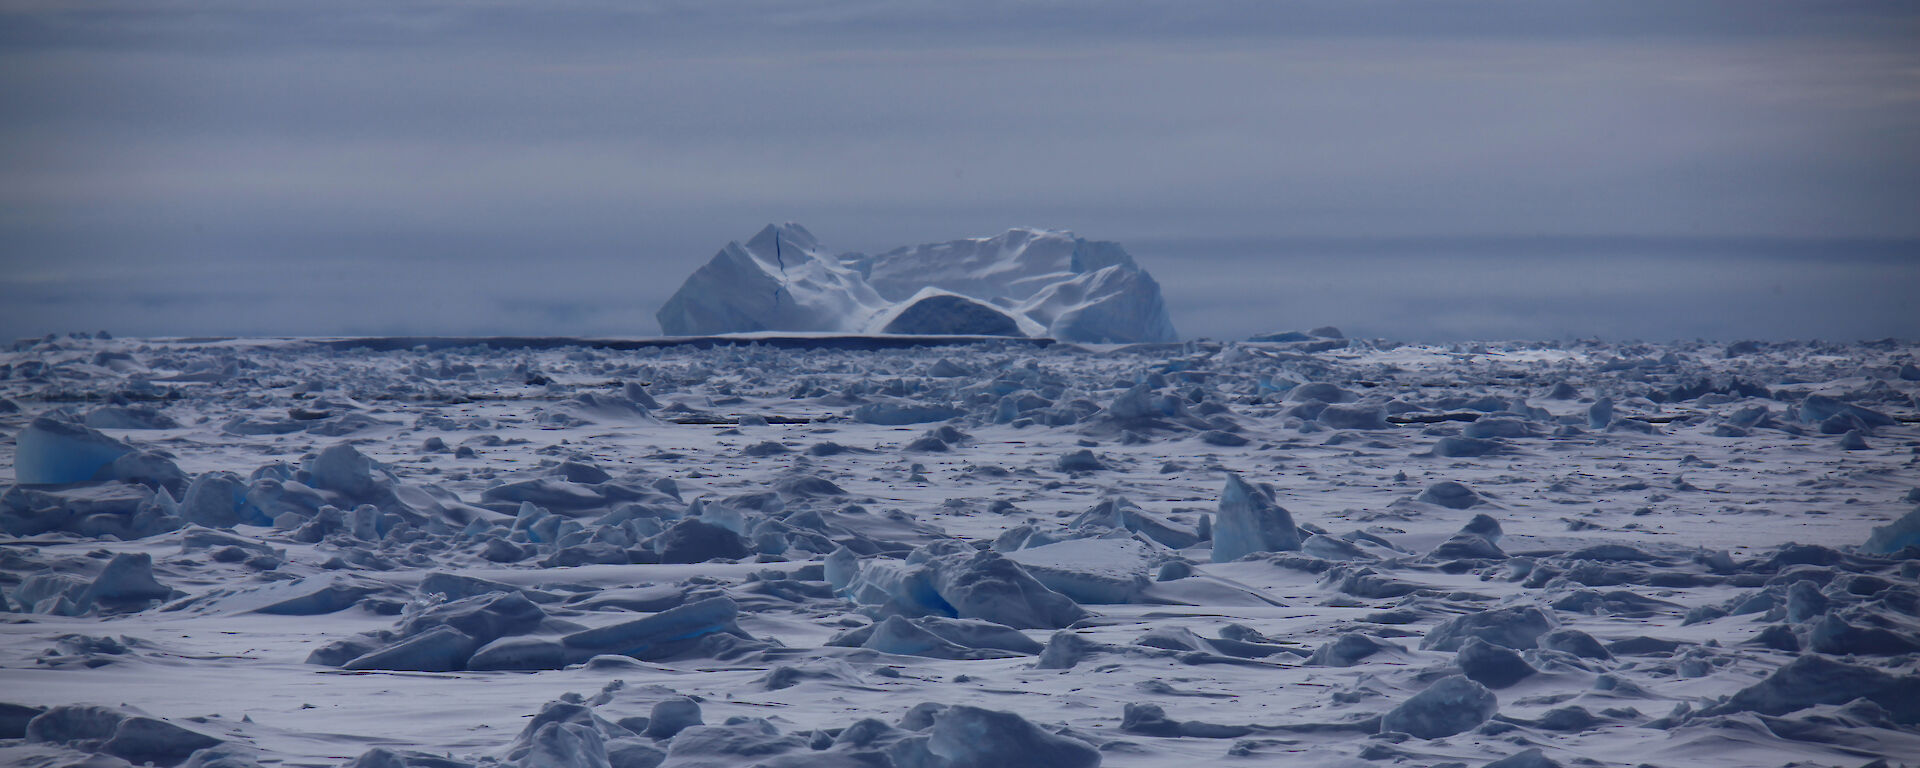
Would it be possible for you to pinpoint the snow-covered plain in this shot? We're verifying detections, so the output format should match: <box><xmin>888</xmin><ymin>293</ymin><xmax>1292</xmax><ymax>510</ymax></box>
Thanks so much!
<box><xmin>2</xmin><ymin>333</ymin><xmax>1918</xmax><ymax>768</ymax></box>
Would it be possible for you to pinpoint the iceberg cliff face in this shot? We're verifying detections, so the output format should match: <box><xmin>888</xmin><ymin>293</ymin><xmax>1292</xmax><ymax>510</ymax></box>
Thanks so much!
<box><xmin>1018</xmin><ymin>263</ymin><xmax>1178</xmax><ymax>345</ymax></box>
<box><xmin>656</xmin><ymin>224</ymin><xmax>887</xmax><ymax>337</ymax></box>
<box><xmin>657</xmin><ymin>224</ymin><xmax>1179</xmax><ymax>343</ymax></box>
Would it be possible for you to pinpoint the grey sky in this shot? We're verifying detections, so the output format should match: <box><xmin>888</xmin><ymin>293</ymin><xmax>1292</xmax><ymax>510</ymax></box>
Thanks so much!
<box><xmin>3</xmin><ymin>1</ymin><xmax>1916</xmax><ymax>342</ymax></box>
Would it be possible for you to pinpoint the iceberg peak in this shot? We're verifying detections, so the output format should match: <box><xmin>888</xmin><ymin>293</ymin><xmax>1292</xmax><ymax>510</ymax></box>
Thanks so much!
<box><xmin>744</xmin><ymin>222</ymin><xmax>822</xmax><ymax>262</ymax></box>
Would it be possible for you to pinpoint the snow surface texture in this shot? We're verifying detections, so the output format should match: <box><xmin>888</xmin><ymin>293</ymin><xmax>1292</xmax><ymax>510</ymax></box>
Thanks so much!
<box><xmin>657</xmin><ymin>224</ymin><xmax>1180</xmax><ymax>344</ymax></box>
<box><xmin>2</xmin><ymin>333</ymin><xmax>1919</xmax><ymax>768</ymax></box>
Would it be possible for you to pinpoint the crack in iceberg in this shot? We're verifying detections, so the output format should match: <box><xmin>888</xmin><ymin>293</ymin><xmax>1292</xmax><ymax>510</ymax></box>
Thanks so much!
<box><xmin>772</xmin><ymin>233</ymin><xmax>788</xmax><ymax>304</ymax></box>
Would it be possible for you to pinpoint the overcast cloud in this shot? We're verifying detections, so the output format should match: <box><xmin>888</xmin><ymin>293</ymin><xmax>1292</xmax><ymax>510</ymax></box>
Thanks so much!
<box><xmin>2</xmin><ymin>1</ymin><xmax>1916</xmax><ymax>341</ymax></box>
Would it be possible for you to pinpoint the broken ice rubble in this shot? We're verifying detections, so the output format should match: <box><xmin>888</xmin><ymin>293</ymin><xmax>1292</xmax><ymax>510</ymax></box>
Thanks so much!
<box><xmin>2</xmin><ymin>333</ymin><xmax>1918</xmax><ymax>768</ymax></box>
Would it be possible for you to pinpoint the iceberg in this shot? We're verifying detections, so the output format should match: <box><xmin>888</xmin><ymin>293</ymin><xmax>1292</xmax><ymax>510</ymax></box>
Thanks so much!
<box><xmin>656</xmin><ymin>223</ymin><xmax>1178</xmax><ymax>343</ymax></box>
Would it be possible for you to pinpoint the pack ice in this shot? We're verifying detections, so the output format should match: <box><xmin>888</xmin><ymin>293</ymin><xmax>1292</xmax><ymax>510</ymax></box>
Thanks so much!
<box><xmin>656</xmin><ymin>223</ymin><xmax>1179</xmax><ymax>343</ymax></box>
<box><xmin>2</xmin><ymin>332</ymin><xmax>1919</xmax><ymax>768</ymax></box>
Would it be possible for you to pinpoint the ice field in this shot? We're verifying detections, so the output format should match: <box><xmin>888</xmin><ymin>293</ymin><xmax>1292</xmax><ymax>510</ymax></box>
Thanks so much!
<box><xmin>2</xmin><ymin>330</ymin><xmax>1917</xmax><ymax>768</ymax></box>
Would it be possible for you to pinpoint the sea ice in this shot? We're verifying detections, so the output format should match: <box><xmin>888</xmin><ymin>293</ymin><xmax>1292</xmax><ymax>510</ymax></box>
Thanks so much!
<box><xmin>1415</xmin><ymin>480</ymin><xmax>1484</xmax><ymax>510</ymax></box>
<box><xmin>1005</xmin><ymin>537</ymin><xmax>1157</xmax><ymax>604</ymax></box>
<box><xmin>1305</xmin><ymin>632</ymin><xmax>1401</xmax><ymax>667</ymax></box>
<box><xmin>560</xmin><ymin>596</ymin><xmax>754</xmax><ymax>663</ymax></box>
<box><xmin>83</xmin><ymin>552</ymin><xmax>173</xmax><ymax>608</ymax></box>
<box><xmin>1455</xmin><ymin>637</ymin><xmax>1536</xmax><ymax>688</ymax></box>
<box><xmin>1863</xmin><ymin>508</ymin><xmax>1920</xmax><ymax>554</ymax></box>
<box><xmin>1210</xmin><ymin>473</ymin><xmax>1301</xmax><ymax>562</ymax></box>
<box><xmin>14</xmin><ymin>416</ymin><xmax>133</xmax><ymax>485</ymax></box>
<box><xmin>5</xmin><ymin>334</ymin><xmax>1918</xmax><ymax>768</ymax></box>
<box><xmin>1379</xmin><ymin>675</ymin><xmax>1498</xmax><ymax>739</ymax></box>
<box><xmin>1421</xmin><ymin>606</ymin><xmax>1555</xmax><ymax>651</ymax></box>
<box><xmin>833</xmin><ymin>544</ymin><xmax>1087</xmax><ymax>629</ymax></box>
<box><xmin>920</xmin><ymin>705</ymin><xmax>1100</xmax><ymax>768</ymax></box>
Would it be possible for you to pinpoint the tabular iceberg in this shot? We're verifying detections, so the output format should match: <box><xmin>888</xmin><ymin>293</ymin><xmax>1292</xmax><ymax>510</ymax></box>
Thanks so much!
<box><xmin>656</xmin><ymin>223</ymin><xmax>1179</xmax><ymax>343</ymax></box>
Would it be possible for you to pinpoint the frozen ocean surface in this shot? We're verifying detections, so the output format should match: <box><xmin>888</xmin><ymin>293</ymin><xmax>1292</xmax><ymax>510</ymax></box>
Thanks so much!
<box><xmin>1</xmin><ymin>333</ymin><xmax>1918</xmax><ymax>768</ymax></box>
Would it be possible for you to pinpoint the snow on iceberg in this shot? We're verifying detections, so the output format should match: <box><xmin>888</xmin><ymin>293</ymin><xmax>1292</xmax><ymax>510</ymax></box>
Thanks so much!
<box><xmin>657</xmin><ymin>223</ymin><xmax>1179</xmax><ymax>343</ymax></box>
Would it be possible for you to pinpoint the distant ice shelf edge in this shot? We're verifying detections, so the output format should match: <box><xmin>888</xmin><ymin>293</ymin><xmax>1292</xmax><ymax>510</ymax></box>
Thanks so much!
<box><xmin>655</xmin><ymin>223</ymin><xmax>1180</xmax><ymax>345</ymax></box>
